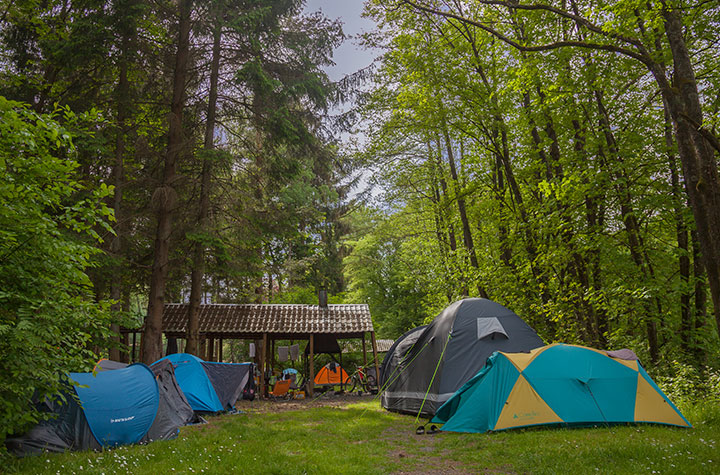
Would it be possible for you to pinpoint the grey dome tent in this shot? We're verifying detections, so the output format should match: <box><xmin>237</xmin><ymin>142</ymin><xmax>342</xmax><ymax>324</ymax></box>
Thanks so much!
<box><xmin>380</xmin><ymin>298</ymin><xmax>544</xmax><ymax>417</ymax></box>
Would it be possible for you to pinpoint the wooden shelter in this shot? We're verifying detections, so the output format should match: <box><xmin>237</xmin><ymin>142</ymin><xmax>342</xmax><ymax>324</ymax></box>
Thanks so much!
<box><xmin>128</xmin><ymin>303</ymin><xmax>378</xmax><ymax>397</ymax></box>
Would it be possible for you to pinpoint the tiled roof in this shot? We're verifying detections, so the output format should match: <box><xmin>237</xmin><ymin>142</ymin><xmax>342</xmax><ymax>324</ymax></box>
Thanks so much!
<box><xmin>161</xmin><ymin>303</ymin><xmax>374</xmax><ymax>337</ymax></box>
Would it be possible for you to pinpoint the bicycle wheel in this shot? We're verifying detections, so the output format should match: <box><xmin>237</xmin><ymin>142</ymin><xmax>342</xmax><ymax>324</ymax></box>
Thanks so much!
<box><xmin>348</xmin><ymin>374</ymin><xmax>359</xmax><ymax>394</ymax></box>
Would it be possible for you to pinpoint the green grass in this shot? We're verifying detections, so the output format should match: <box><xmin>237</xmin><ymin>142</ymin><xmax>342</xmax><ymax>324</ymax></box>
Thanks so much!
<box><xmin>4</xmin><ymin>400</ymin><xmax>719</xmax><ymax>474</ymax></box>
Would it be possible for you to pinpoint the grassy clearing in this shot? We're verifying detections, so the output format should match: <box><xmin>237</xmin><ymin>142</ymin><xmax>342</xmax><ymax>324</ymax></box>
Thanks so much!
<box><xmin>4</xmin><ymin>398</ymin><xmax>719</xmax><ymax>474</ymax></box>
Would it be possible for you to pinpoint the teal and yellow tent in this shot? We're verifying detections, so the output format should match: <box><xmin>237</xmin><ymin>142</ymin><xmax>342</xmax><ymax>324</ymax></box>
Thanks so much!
<box><xmin>431</xmin><ymin>344</ymin><xmax>690</xmax><ymax>433</ymax></box>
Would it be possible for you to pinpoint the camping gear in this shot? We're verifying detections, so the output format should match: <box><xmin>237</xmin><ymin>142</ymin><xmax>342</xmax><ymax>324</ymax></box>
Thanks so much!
<box><xmin>6</xmin><ymin>363</ymin><xmax>181</xmax><ymax>455</ymax></box>
<box><xmin>431</xmin><ymin>344</ymin><xmax>691</xmax><ymax>433</ymax></box>
<box><xmin>314</xmin><ymin>362</ymin><xmax>350</xmax><ymax>385</ymax></box>
<box><xmin>380</xmin><ymin>298</ymin><xmax>544</xmax><ymax>417</ymax></box>
<box><xmin>156</xmin><ymin>353</ymin><xmax>254</xmax><ymax>412</ymax></box>
<box><xmin>270</xmin><ymin>379</ymin><xmax>291</xmax><ymax>399</ymax></box>
<box><xmin>282</xmin><ymin>368</ymin><xmax>300</xmax><ymax>389</ymax></box>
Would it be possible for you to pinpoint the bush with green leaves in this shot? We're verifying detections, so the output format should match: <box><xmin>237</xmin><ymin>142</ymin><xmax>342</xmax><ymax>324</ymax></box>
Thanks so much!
<box><xmin>652</xmin><ymin>360</ymin><xmax>720</xmax><ymax>425</ymax></box>
<box><xmin>0</xmin><ymin>97</ymin><xmax>114</xmax><ymax>445</ymax></box>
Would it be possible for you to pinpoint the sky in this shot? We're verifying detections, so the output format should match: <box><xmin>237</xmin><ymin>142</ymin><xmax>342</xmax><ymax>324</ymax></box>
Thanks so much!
<box><xmin>302</xmin><ymin>1</ymin><xmax>383</xmax><ymax>197</ymax></box>
<box><xmin>302</xmin><ymin>1</ymin><xmax>380</xmax><ymax>82</ymax></box>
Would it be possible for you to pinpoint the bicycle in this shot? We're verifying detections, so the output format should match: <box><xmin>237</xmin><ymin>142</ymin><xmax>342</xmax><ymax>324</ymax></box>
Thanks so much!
<box><xmin>348</xmin><ymin>365</ymin><xmax>378</xmax><ymax>395</ymax></box>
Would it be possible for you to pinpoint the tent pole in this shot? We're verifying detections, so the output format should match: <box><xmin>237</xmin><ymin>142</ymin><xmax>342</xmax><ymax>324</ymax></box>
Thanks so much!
<box><xmin>371</xmin><ymin>331</ymin><xmax>380</xmax><ymax>388</ymax></box>
<box><xmin>308</xmin><ymin>334</ymin><xmax>314</xmax><ymax>397</ymax></box>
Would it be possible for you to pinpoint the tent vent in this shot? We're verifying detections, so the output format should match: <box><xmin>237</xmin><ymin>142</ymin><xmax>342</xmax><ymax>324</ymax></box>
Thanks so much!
<box><xmin>477</xmin><ymin>317</ymin><xmax>508</xmax><ymax>340</ymax></box>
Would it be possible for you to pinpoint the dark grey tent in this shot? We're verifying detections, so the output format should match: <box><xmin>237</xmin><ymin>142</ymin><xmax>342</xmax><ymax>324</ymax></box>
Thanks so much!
<box><xmin>378</xmin><ymin>325</ymin><xmax>427</xmax><ymax>390</ymax></box>
<box><xmin>149</xmin><ymin>359</ymin><xmax>199</xmax><ymax>433</ymax></box>
<box><xmin>94</xmin><ymin>359</ymin><xmax>129</xmax><ymax>371</ymax></box>
<box><xmin>380</xmin><ymin>298</ymin><xmax>544</xmax><ymax>417</ymax></box>
<box><xmin>156</xmin><ymin>354</ymin><xmax>255</xmax><ymax>412</ymax></box>
<box><xmin>6</xmin><ymin>364</ymin><xmax>183</xmax><ymax>455</ymax></box>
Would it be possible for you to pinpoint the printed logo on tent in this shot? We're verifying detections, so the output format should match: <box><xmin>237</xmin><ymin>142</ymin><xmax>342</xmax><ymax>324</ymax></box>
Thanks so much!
<box><xmin>110</xmin><ymin>415</ymin><xmax>136</xmax><ymax>424</ymax></box>
<box><xmin>512</xmin><ymin>410</ymin><xmax>539</xmax><ymax>421</ymax></box>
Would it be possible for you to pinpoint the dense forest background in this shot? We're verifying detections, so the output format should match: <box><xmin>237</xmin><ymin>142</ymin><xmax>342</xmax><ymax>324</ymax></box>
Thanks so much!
<box><xmin>1</xmin><ymin>0</ymin><xmax>719</xmax><ymax>442</ymax></box>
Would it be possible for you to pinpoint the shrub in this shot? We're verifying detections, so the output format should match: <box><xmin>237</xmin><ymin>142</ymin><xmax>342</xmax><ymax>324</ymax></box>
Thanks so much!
<box><xmin>0</xmin><ymin>97</ymin><xmax>114</xmax><ymax>445</ymax></box>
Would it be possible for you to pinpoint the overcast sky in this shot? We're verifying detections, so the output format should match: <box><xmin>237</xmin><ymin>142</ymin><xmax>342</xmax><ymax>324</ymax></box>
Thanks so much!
<box><xmin>303</xmin><ymin>1</ymin><xmax>381</xmax><ymax>195</ymax></box>
<box><xmin>303</xmin><ymin>1</ymin><xmax>380</xmax><ymax>82</ymax></box>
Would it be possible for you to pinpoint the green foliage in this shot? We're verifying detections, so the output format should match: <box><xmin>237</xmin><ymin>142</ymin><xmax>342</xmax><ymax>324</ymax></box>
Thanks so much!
<box><xmin>270</xmin><ymin>286</ymin><xmax>318</xmax><ymax>304</ymax></box>
<box><xmin>344</xmin><ymin>209</ymin><xmax>432</xmax><ymax>337</ymax></box>
<box><xmin>652</xmin><ymin>361</ymin><xmax>720</xmax><ymax>426</ymax></box>
<box><xmin>0</xmin><ymin>97</ymin><xmax>113</xmax><ymax>444</ymax></box>
<box><xmin>347</xmin><ymin>0</ymin><xmax>720</xmax><ymax>371</ymax></box>
<box><xmin>653</xmin><ymin>362</ymin><xmax>720</xmax><ymax>408</ymax></box>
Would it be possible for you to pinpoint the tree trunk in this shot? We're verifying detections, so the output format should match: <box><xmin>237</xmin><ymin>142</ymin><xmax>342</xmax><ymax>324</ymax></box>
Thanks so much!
<box><xmin>442</xmin><ymin>127</ymin><xmax>488</xmax><ymax>298</ymax></box>
<box><xmin>664</xmin><ymin>106</ymin><xmax>693</xmax><ymax>357</ymax></box>
<box><xmin>593</xmin><ymin>89</ymin><xmax>660</xmax><ymax>361</ymax></box>
<box><xmin>141</xmin><ymin>0</ymin><xmax>192</xmax><ymax>364</ymax></box>
<box><xmin>658</xmin><ymin>9</ymin><xmax>720</xmax><ymax>339</ymax></box>
<box><xmin>692</xmin><ymin>230</ymin><xmax>708</xmax><ymax>362</ymax></box>
<box><xmin>186</xmin><ymin>18</ymin><xmax>221</xmax><ymax>356</ymax></box>
<box><xmin>109</xmin><ymin>0</ymin><xmax>136</xmax><ymax>361</ymax></box>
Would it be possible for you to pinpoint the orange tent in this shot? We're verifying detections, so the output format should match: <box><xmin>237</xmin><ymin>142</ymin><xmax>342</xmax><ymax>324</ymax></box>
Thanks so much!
<box><xmin>314</xmin><ymin>363</ymin><xmax>350</xmax><ymax>385</ymax></box>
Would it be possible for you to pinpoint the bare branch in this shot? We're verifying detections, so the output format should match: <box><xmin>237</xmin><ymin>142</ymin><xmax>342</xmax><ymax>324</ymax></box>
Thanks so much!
<box><xmin>396</xmin><ymin>0</ymin><xmax>653</xmax><ymax>66</ymax></box>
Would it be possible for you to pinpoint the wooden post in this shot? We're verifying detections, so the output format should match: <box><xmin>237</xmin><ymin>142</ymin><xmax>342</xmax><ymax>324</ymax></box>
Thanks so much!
<box><xmin>200</xmin><ymin>337</ymin><xmax>207</xmax><ymax>360</ymax></box>
<box><xmin>131</xmin><ymin>332</ymin><xmax>137</xmax><ymax>362</ymax></box>
<box><xmin>270</xmin><ymin>338</ymin><xmax>275</xmax><ymax>372</ymax></box>
<box><xmin>261</xmin><ymin>333</ymin><xmax>268</xmax><ymax>397</ymax></box>
<box><xmin>266</xmin><ymin>335</ymin><xmax>274</xmax><ymax>394</ymax></box>
<box><xmin>370</xmin><ymin>331</ymin><xmax>380</xmax><ymax>388</ymax></box>
<box><xmin>308</xmin><ymin>334</ymin><xmax>315</xmax><ymax>397</ymax></box>
<box><xmin>362</xmin><ymin>333</ymin><xmax>367</xmax><ymax>367</ymax></box>
<box><xmin>218</xmin><ymin>338</ymin><xmax>223</xmax><ymax>362</ymax></box>
<box><xmin>208</xmin><ymin>337</ymin><xmax>215</xmax><ymax>361</ymax></box>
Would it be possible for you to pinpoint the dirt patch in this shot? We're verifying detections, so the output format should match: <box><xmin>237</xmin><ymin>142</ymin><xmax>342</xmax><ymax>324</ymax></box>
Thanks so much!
<box><xmin>234</xmin><ymin>391</ymin><xmax>376</xmax><ymax>414</ymax></box>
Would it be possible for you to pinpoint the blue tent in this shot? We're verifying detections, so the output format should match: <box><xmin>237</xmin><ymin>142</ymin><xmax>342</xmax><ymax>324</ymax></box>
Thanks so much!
<box><xmin>156</xmin><ymin>353</ymin><xmax>254</xmax><ymax>413</ymax></box>
<box><xmin>71</xmin><ymin>364</ymin><xmax>159</xmax><ymax>446</ymax></box>
<box><xmin>431</xmin><ymin>344</ymin><xmax>690</xmax><ymax>433</ymax></box>
<box><xmin>7</xmin><ymin>363</ymin><xmax>180</xmax><ymax>455</ymax></box>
